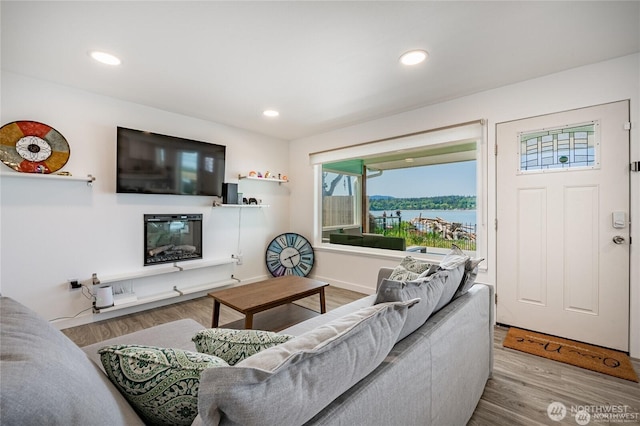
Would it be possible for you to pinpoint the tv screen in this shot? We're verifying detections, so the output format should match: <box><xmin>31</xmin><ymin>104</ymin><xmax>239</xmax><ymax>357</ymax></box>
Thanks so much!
<box><xmin>116</xmin><ymin>127</ymin><xmax>226</xmax><ymax>196</ymax></box>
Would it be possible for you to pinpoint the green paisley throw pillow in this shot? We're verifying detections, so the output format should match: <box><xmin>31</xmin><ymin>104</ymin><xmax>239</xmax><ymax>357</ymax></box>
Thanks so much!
<box><xmin>192</xmin><ymin>328</ymin><xmax>294</xmax><ymax>366</ymax></box>
<box><xmin>98</xmin><ymin>344</ymin><xmax>228</xmax><ymax>426</ymax></box>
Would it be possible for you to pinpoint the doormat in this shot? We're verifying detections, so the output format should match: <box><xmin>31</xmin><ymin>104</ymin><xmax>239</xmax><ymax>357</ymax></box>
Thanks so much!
<box><xmin>503</xmin><ymin>327</ymin><xmax>638</xmax><ymax>382</ymax></box>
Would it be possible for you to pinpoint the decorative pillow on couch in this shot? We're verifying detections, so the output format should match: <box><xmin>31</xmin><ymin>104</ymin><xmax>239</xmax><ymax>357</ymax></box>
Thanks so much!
<box><xmin>375</xmin><ymin>275</ymin><xmax>446</xmax><ymax>341</ymax></box>
<box><xmin>192</xmin><ymin>328</ymin><xmax>294</xmax><ymax>365</ymax></box>
<box><xmin>439</xmin><ymin>244</ymin><xmax>469</xmax><ymax>270</ymax></box>
<box><xmin>99</xmin><ymin>344</ymin><xmax>228</xmax><ymax>426</ymax></box>
<box><xmin>388</xmin><ymin>256</ymin><xmax>436</xmax><ymax>281</ymax></box>
<box><xmin>196</xmin><ymin>300</ymin><xmax>417</xmax><ymax>426</ymax></box>
<box><xmin>454</xmin><ymin>257</ymin><xmax>485</xmax><ymax>298</ymax></box>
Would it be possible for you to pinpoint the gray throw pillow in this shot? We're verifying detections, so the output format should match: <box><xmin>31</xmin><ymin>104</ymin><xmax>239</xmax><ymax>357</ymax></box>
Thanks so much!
<box><xmin>454</xmin><ymin>257</ymin><xmax>485</xmax><ymax>298</ymax></box>
<box><xmin>375</xmin><ymin>275</ymin><xmax>446</xmax><ymax>341</ymax></box>
<box><xmin>432</xmin><ymin>263</ymin><xmax>466</xmax><ymax>312</ymax></box>
<box><xmin>439</xmin><ymin>244</ymin><xmax>469</xmax><ymax>270</ymax></box>
<box><xmin>0</xmin><ymin>297</ymin><xmax>142</xmax><ymax>425</ymax></box>
<box><xmin>197</xmin><ymin>300</ymin><xmax>417</xmax><ymax>426</ymax></box>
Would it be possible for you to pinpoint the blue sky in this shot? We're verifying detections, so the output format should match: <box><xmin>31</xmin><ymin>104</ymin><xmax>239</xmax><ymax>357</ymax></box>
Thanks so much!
<box><xmin>367</xmin><ymin>161</ymin><xmax>476</xmax><ymax>198</ymax></box>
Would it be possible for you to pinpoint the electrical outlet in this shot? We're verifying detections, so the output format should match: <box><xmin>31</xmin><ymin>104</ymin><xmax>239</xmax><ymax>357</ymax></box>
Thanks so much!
<box><xmin>68</xmin><ymin>279</ymin><xmax>82</xmax><ymax>290</ymax></box>
<box><xmin>236</xmin><ymin>254</ymin><xmax>243</xmax><ymax>265</ymax></box>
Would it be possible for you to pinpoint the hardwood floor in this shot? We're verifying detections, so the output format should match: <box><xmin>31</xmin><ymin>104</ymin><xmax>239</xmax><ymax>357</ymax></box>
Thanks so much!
<box><xmin>63</xmin><ymin>287</ymin><xmax>640</xmax><ymax>425</ymax></box>
<box><xmin>469</xmin><ymin>326</ymin><xmax>640</xmax><ymax>425</ymax></box>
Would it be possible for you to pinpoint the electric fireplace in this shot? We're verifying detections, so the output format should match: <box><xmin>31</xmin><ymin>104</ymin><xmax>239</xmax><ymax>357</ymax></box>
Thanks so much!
<box><xmin>144</xmin><ymin>214</ymin><xmax>203</xmax><ymax>266</ymax></box>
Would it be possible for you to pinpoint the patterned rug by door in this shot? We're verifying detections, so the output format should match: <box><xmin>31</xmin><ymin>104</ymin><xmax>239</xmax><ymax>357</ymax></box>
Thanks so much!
<box><xmin>503</xmin><ymin>327</ymin><xmax>638</xmax><ymax>382</ymax></box>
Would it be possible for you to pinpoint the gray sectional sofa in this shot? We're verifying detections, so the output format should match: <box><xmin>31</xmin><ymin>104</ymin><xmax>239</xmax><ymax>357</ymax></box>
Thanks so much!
<box><xmin>1</xmin><ymin>266</ymin><xmax>494</xmax><ymax>426</ymax></box>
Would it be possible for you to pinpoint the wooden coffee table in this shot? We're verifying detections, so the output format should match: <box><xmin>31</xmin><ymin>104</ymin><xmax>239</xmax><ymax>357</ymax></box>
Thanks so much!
<box><xmin>207</xmin><ymin>276</ymin><xmax>328</xmax><ymax>331</ymax></box>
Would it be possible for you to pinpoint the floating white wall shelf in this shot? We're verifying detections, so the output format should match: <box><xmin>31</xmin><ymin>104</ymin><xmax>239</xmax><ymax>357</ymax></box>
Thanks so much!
<box><xmin>238</xmin><ymin>175</ymin><xmax>288</xmax><ymax>184</ymax></box>
<box><xmin>214</xmin><ymin>204</ymin><xmax>269</xmax><ymax>208</ymax></box>
<box><xmin>95</xmin><ymin>278</ymin><xmax>237</xmax><ymax>313</ymax></box>
<box><xmin>96</xmin><ymin>258</ymin><xmax>237</xmax><ymax>284</ymax></box>
<box><xmin>92</xmin><ymin>258</ymin><xmax>239</xmax><ymax>313</ymax></box>
<box><xmin>0</xmin><ymin>172</ymin><xmax>95</xmax><ymax>184</ymax></box>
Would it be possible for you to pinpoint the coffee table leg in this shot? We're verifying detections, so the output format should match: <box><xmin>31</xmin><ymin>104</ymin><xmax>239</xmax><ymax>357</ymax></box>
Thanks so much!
<box><xmin>212</xmin><ymin>300</ymin><xmax>221</xmax><ymax>328</ymax></box>
<box><xmin>319</xmin><ymin>288</ymin><xmax>327</xmax><ymax>314</ymax></box>
<box><xmin>245</xmin><ymin>314</ymin><xmax>254</xmax><ymax>330</ymax></box>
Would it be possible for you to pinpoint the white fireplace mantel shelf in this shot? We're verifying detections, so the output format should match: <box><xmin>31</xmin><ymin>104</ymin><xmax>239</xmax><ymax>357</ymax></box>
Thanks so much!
<box><xmin>91</xmin><ymin>257</ymin><xmax>239</xmax><ymax>314</ymax></box>
<box><xmin>96</xmin><ymin>257</ymin><xmax>238</xmax><ymax>285</ymax></box>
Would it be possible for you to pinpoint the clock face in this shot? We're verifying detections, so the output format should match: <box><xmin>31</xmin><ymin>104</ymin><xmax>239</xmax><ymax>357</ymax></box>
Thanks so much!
<box><xmin>266</xmin><ymin>233</ymin><xmax>315</xmax><ymax>277</ymax></box>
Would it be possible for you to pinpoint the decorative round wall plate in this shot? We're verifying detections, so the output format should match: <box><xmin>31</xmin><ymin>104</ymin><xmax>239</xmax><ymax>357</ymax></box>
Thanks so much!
<box><xmin>0</xmin><ymin>121</ymin><xmax>70</xmax><ymax>173</ymax></box>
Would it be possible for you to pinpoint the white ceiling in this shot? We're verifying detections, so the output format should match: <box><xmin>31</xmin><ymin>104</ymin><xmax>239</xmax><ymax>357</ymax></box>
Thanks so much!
<box><xmin>2</xmin><ymin>1</ymin><xmax>639</xmax><ymax>141</ymax></box>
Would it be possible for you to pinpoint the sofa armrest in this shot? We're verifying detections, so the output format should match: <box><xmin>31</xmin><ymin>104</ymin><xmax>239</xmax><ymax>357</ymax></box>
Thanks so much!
<box><xmin>376</xmin><ymin>267</ymin><xmax>394</xmax><ymax>291</ymax></box>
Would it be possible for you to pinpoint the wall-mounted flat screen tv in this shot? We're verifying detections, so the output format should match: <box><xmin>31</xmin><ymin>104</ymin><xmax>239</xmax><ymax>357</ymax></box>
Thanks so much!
<box><xmin>117</xmin><ymin>127</ymin><xmax>226</xmax><ymax>196</ymax></box>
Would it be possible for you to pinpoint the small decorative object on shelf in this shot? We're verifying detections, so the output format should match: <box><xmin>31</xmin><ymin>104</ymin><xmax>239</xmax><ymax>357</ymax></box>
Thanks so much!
<box><xmin>238</xmin><ymin>173</ymin><xmax>288</xmax><ymax>183</ymax></box>
<box><xmin>0</xmin><ymin>120</ymin><xmax>71</xmax><ymax>174</ymax></box>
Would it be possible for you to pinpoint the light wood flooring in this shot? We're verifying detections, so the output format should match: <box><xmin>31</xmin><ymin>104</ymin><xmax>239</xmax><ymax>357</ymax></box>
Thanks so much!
<box><xmin>63</xmin><ymin>287</ymin><xmax>640</xmax><ymax>425</ymax></box>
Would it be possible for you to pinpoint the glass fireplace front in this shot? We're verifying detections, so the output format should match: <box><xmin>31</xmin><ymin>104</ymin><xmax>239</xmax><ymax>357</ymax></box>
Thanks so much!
<box><xmin>144</xmin><ymin>214</ymin><xmax>203</xmax><ymax>266</ymax></box>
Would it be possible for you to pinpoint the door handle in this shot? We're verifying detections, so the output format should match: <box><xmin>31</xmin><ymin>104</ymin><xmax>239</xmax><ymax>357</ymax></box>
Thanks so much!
<box><xmin>612</xmin><ymin>236</ymin><xmax>625</xmax><ymax>245</ymax></box>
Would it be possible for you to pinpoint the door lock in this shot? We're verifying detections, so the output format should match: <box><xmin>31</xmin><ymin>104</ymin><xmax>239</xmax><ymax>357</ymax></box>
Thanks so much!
<box><xmin>612</xmin><ymin>236</ymin><xmax>625</xmax><ymax>245</ymax></box>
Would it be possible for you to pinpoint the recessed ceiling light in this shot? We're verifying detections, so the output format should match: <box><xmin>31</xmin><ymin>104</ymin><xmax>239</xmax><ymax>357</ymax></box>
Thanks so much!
<box><xmin>399</xmin><ymin>50</ymin><xmax>428</xmax><ymax>66</ymax></box>
<box><xmin>89</xmin><ymin>51</ymin><xmax>121</xmax><ymax>66</ymax></box>
<box><xmin>263</xmin><ymin>110</ymin><xmax>280</xmax><ymax>117</ymax></box>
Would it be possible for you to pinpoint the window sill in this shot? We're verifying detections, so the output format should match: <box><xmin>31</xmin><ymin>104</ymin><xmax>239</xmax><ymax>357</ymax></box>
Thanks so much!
<box><xmin>314</xmin><ymin>242</ymin><xmax>486</xmax><ymax>273</ymax></box>
<box><xmin>314</xmin><ymin>242</ymin><xmax>447</xmax><ymax>264</ymax></box>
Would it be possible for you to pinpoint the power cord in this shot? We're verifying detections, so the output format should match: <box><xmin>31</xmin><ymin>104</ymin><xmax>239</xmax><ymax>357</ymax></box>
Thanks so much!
<box><xmin>48</xmin><ymin>306</ymin><xmax>94</xmax><ymax>322</ymax></box>
<box><xmin>48</xmin><ymin>284</ymin><xmax>95</xmax><ymax>322</ymax></box>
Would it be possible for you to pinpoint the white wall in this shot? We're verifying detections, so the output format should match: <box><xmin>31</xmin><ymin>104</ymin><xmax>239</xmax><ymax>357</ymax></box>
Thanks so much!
<box><xmin>0</xmin><ymin>71</ymin><xmax>290</xmax><ymax>327</ymax></box>
<box><xmin>289</xmin><ymin>54</ymin><xmax>640</xmax><ymax>357</ymax></box>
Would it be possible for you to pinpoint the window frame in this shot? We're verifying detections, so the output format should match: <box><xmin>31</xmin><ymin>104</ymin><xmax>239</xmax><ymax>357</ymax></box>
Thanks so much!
<box><xmin>311</xmin><ymin>120</ymin><xmax>487</xmax><ymax>264</ymax></box>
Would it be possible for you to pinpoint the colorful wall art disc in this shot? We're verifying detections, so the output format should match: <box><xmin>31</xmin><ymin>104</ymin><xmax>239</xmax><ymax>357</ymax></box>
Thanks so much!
<box><xmin>0</xmin><ymin>121</ymin><xmax>70</xmax><ymax>173</ymax></box>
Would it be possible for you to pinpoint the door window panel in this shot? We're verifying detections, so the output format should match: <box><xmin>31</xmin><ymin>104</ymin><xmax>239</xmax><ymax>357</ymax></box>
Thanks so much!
<box><xmin>518</xmin><ymin>122</ymin><xmax>599</xmax><ymax>173</ymax></box>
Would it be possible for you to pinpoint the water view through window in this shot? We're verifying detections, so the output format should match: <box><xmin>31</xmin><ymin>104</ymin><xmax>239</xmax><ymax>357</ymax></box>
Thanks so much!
<box><xmin>323</xmin><ymin>160</ymin><xmax>477</xmax><ymax>253</ymax></box>
<box><xmin>367</xmin><ymin>161</ymin><xmax>476</xmax><ymax>252</ymax></box>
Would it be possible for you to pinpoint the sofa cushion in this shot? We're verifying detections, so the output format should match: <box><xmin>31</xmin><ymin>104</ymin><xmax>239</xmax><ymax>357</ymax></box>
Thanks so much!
<box><xmin>99</xmin><ymin>345</ymin><xmax>228</xmax><ymax>426</ymax></box>
<box><xmin>428</xmin><ymin>245</ymin><xmax>469</xmax><ymax>311</ymax></box>
<box><xmin>197</xmin><ymin>300</ymin><xmax>416</xmax><ymax>426</ymax></box>
<box><xmin>432</xmin><ymin>265</ymin><xmax>465</xmax><ymax>312</ymax></box>
<box><xmin>0</xmin><ymin>297</ymin><xmax>143</xmax><ymax>425</ymax></box>
<box><xmin>375</xmin><ymin>275</ymin><xmax>446</xmax><ymax>341</ymax></box>
<box><xmin>439</xmin><ymin>244</ymin><xmax>470</xmax><ymax>270</ymax></box>
<box><xmin>454</xmin><ymin>257</ymin><xmax>485</xmax><ymax>298</ymax></box>
<box><xmin>388</xmin><ymin>256</ymin><xmax>436</xmax><ymax>281</ymax></box>
<box><xmin>192</xmin><ymin>328</ymin><xmax>294</xmax><ymax>365</ymax></box>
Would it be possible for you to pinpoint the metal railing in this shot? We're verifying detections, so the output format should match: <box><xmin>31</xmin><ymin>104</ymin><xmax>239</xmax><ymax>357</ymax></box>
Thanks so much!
<box><xmin>370</xmin><ymin>213</ymin><xmax>476</xmax><ymax>251</ymax></box>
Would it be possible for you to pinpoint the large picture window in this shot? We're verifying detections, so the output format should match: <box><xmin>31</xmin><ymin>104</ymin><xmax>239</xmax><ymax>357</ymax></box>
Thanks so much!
<box><xmin>312</xmin><ymin>121</ymin><xmax>486</xmax><ymax>259</ymax></box>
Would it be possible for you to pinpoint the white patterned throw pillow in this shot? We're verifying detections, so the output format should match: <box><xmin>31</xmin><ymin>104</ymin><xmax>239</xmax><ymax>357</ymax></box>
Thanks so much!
<box><xmin>99</xmin><ymin>344</ymin><xmax>228</xmax><ymax>426</ymax></box>
<box><xmin>388</xmin><ymin>256</ymin><xmax>436</xmax><ymax>281</ymax></box>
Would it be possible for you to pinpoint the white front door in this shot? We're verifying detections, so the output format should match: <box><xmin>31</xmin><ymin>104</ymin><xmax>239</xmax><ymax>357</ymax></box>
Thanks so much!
<box><xmin>496</xmin><ymin>101</ymin><xmax>630</xmax><ymax>351</ymax></box>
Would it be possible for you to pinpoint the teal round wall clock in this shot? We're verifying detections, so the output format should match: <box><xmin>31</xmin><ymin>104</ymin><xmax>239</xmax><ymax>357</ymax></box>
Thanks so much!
<box><xmin>265</xmin><ymin>233</ymin><xmax>315</xmax><ymax>277</ymax></box>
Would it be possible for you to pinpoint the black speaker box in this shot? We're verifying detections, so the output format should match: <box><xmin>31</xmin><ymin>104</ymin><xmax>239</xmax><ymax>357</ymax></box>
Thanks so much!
<box><xmin>222</xmin><ymin>183</ymin><xmax>238</xmax><ymax>204</ymax></box>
